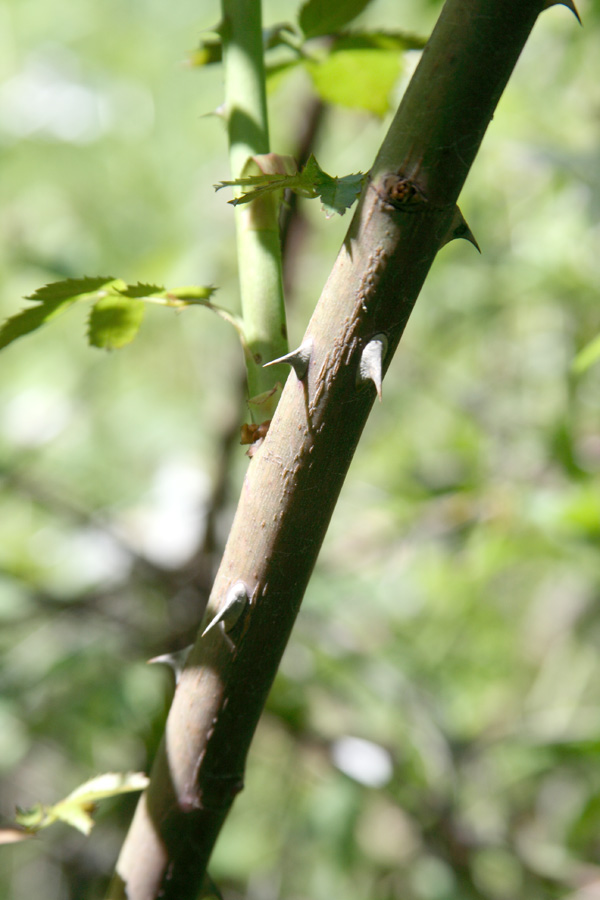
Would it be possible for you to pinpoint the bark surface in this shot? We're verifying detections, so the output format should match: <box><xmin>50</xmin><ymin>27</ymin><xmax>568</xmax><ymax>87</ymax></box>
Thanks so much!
<box><xmin>108</xmin><ymin>1</ymin><xmax>559</xmax><ymax>896</ymax></box>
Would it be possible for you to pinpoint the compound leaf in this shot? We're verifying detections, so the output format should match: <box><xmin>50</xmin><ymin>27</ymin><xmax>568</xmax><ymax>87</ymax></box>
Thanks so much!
<box><xmin>216</xmin><ymin>154</ymin><xmax>365</xmax><ymax>217</ymax></box>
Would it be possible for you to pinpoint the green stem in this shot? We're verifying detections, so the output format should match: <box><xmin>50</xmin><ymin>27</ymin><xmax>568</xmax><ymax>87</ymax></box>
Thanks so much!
<box><xmin>221</xmin><ymin>0</ymin><xmax>288</xmax><ymax>421</ymax></box>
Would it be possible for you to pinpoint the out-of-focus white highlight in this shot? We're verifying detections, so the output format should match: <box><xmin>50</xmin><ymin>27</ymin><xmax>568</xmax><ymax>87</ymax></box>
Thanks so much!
<box><xmin>331</xmin><ymin>736</ymin><xmax>393</xmax><ymax>787</ymax></box>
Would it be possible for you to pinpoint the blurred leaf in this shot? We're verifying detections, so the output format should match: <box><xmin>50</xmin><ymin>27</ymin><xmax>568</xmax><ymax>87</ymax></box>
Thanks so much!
<box><xmin>188</xmin><ymin>24</ymin><xmax>299</xmax><ymax>68</ymax></box>
<box><xmin>305</xmin><ymin>43</ymin><xmax>403</xmax><ymax>115</ymax></box>
<box><xmin>88</xmin><ymin>294</ymin><xmax>145</xmax><ymax>350</ymax></box>
<box><xmin>115</xmin><ymin>282</ymin><xmax>166</xmax><ymax>299</ymax></box>
<box><xmin>26</xmin><ymin>276</ymin><xmax>120</xmax><ymax>304</ymax></box>
<box><xmin>216</xmin><ymin>154</ymin><xmax>366</xmax><ymax>216</ymax></box>
<box><xmin>0</xmin><ymin>277</ymin><xmax>218</xmax><ymax>353</ymax></box>
<box><xmin>299</xmin><ymin>0</ymin><xmax>375</xmax><ymax>38</ymax></box>
<box><xmin>572</xmin><ymin>333</ymin><xmax>600</xmax><ymax>373</ymax></box>
<box><xmin>0</xmin><ymin>296</ymin><xmax>82</xmax><ymax>351</ymax></box>
<box><xmin>326</xmin><ymin>30</ymin><xmax>427</xmax><ymax>52</ymax></box>
<box><xmin>0</xmin><ymin>277</ymin><xmax>120</xmax><ymax>351</ymax></box>
<box><xmin>188</xmin><ymin>36</ymin><xmax>222</xmax><ymax>67</ymax></box>
<box><xmin>15</xmin><ymin>772</ymin><xmax>150</xmax><ymax>836</ymax></box>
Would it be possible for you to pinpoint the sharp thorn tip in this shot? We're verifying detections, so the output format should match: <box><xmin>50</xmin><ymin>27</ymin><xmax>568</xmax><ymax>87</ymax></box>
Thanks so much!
<box><xmin>264</xmin><ymin>339</ymin><xmax>312</xmax><ymax>380</ymax></box>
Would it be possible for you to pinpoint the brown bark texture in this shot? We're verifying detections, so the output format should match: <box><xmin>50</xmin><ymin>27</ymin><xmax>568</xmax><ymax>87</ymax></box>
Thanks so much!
<box><xmin>108</xmin><ymin>0</ymin><xmax>571</xmax><ymax>896</ymax></box>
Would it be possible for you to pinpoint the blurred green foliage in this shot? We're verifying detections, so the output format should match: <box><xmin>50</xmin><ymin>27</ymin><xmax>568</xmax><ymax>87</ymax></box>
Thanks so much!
<box><xmin>1</xmin><ymin>0</ymin><xmax>600</xmax><ymax>898</ymax></box>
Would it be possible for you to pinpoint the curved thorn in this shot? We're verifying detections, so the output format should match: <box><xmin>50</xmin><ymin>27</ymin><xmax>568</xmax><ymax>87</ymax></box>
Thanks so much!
<box><xmin>542</xmin><ymin>0</ymin><xmax>581</xmax><ymax>24</ymax></box>
<box><xmin>202</xmin><ymin>581</ymin><xmax>249</xmax><ymax>637</ymax></box>
<box><xmin>439</xmin><ymin>206</ymin><xmax>481</xmax><ymax>253</ymax></box>
<box><xmin>147</xmin><ymin>645</ymin><xmax>193</xmax><ymax>684</ymax></box>
<box><xmin>357</xmin><ymin>334</ymin><xmax>388</xmax><ymax>401</ymax></box>
<box><xmin>263</xmin><ymin>339</ymin><xmax>312</xmax><ymax>381</ymax></box>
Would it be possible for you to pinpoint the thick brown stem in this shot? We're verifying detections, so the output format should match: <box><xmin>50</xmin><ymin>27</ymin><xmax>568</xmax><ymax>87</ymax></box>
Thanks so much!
<box><xmin>108</xmin><ymin>1</ymin><xmax>557</xmax><ymax>897</ymax></box>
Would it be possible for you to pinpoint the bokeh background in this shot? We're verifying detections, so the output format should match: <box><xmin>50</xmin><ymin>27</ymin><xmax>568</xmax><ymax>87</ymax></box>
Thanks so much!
<box><xmin>1</xmin><ymin>0</ymin><xmax>600</xmax><ymax>897</ymax></box>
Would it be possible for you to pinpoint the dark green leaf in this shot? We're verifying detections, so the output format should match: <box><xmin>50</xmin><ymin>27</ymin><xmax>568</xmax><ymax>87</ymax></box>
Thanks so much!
<box><xmin>25</xmin><ymin>276</ymin><xmax>118</xmax><ymax>303</ymax></box>
<box><xmin>88</xmin><ymin>294</ymin><xmax>145</xmax><ymax>350</ymax></box>
<box><xmin>330</xmin><ymin>30</ymin><xmax>427</xmax><ymax>52</ymax></box>
<box><xmin>187</xmin><ymin>37</ymin><xmax>222</xmax><ymax>67</ymax></box>
<box><xmin>299</xmin><ymin>0</ymin><xmax>374</xmax><ymax>39</ymax></box>
<box><xmin>0</xmin><ymin>296</ymin><xmax>79</xmax><ymax>351</ymax></box>
<box><xmin>116</xmin><ymin>282</ymin><xmax>166</xmax><ymax>299</ymax></box>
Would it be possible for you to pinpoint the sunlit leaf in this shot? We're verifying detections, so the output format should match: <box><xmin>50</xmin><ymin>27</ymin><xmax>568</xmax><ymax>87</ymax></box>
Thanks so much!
<box><xmin>15</xmin><ymin>772</ymin><xmax>150</xmax><ymax>837</ymax></box>
<box><xmin>166</xmin><ymin>285</ymin><xmax>217</xmax><ymax>302</ymax></box>
<box><xmin>215</xmin><ymin>154</ymin><xmax>366</xmax><ymax>216</ymax></box>
<box><xmin>299</xmin><ymin>0</ymin><xmax>375</xmax><ymax>38</ymax></box>
<box><xmin>305</xmin><ymin>46</ymin><xmax>402</xmax><ymax>116</ymax></box>
<box><xmin>88</xmin><ymin>294</ymin><xmax>145</xmax><ymax>350</ymax></box>
<box><xmin>572</xmin><ymin>333</ymin><xmax>600</xmax><ymax>373</ymax></box>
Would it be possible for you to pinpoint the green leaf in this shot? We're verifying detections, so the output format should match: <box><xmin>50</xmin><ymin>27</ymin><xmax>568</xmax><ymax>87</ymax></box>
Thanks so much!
<box><xmin>187</xmin><ymin>36</ymin><xmax>222</xmax><ymax>67</ymax></box>
<box><xmin>0</xmin><ymin>296</ymin><xmax>81</xmax><ymax>351</ymax></box>
<box><xmin>572</xmin><ymin>333</ymin><xmax>600</xmax><ymax>374</ymax></box>
<box><xmin>325</xmin><ymin>30</ymin><xmax>427</xmax><ymax>52</ymax></box>
<box><xmin>88</xmin><ymin>294</ymin><xmax>145</xmax><ymax>349</ymax></box>
<box><xmin>215</xmin><ymin>154</ymin><xmax>366</xmax><ymax>217</ymax></box>
<box><xmin>0</xmin><ymin>276</ymin><xmax>124</xmax><ymax>352</ymax></box>
<box><xmin>305</xmin><ymin>43</ymin><xmax>403</xmax><ymax>116</ymax></box>
<box><xmin>188</xmin><ymin>24</ymin><xmax>299</xmax><ymax>69</ymax></box>
<box><xmin>299</xmin><ymin>0</ymin><xmax>375</xmax><ymax>39</ymax></box>
<box><xmin>15</xmin><ymin>772</ymin><xmax>149</xmax><ymax>836</ymax></box>
<box><xmin>116</xmin><ymin>282</ymin><xmax>166</xmax><ymax>299</ymax></box>
<box><xmin>164</xmin><ymin>285</ymin><xmax>217</xmax><ymax>302</ymax></box>
<box><xmin>0</xmin><ymin>276</ymin><xmax>218</xmax><ymax>354</ymax></box>
<box><xmin>25</xmin><ymin>276</ymin><xmax>119</xmax><ymax>303</ymax></box>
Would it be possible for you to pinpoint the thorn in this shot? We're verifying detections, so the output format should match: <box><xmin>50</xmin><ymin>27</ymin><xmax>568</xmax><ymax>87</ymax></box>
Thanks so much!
<box><xmin>439</xmin><ymin>206</ymin><xmax>481</xmax><ymax>252</ymax></box>
<box><xmin>202</xmin><ymin>581</ymin><xmax>249</xmax><ymax>638</ymax></box>
<box><xmin>357</xmin><ymin>334</ymin><xmax>388</xmax><ymax>401</ymax></box>
<box><xmin>542</xmin><ymin>0</ymin><xmax>581</xmax><ymax>24</ymax></box>
<box><xmin>147</xmin><ymin>645</ymin><xmax>193</xmax><ymax>684</ymax></box>
<box><xmin>264</xmin><ymin>339</ymin><xmax>312</xmax><ymax>381</ymax></box>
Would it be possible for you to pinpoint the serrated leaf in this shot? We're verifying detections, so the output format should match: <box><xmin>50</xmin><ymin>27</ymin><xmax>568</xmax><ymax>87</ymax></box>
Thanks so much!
<box><xmin>572</xmin><ymin>333</ymin><xmax>600</xmax><ymax>374</ymax></box>
<box><xmin>216</xmin><ymin>154</ymin><xmax>365</xmax><ymax>217</ymax></box>
<box><xmin>117</xmin><ymin>282</ymin><xmax>166</xmax><ymax>299</ymax></box>
<box><xmin>25</xmin><ymin>276</ymin><xmax>119</xmax><ymax>303</ymax></box>
<box><xmin>305</xmin><ymin>45</ymin><xmax>402</xmax><ymax>116</ymax></box>
<box><xmin>299</xmin><ymin>0</ymin><xmax>374</xmax><ymax>39</ymax></box>
<box><xmin>0</xmin><ymin>296</ymin><xmax>80</xmax><ymax>351</ymax></box>
<box><xmin>88</xmin><ymin>294</ymin><xmax>145</xmax><ymax>349</ymax></box>
<box><xmin>318</xmin><ymin>171</ymin><xmax>366</xmax><ymax>217</ymax></box>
